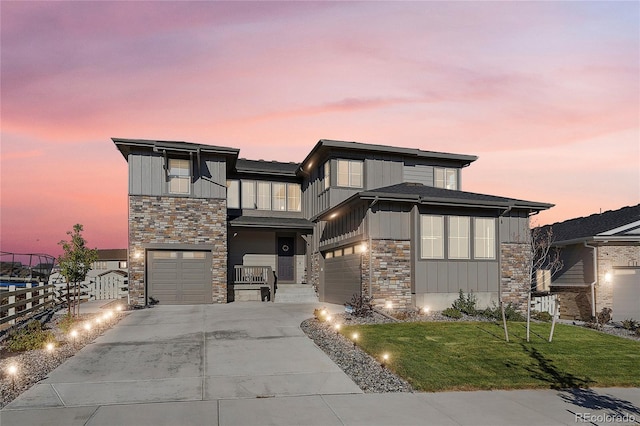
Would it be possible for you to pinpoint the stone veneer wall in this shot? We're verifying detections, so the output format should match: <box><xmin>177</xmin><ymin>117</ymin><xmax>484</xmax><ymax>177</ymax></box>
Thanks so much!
<box><xmin>310</xmin><ymin>252</ymin><xmax>320</xmax><ymax>294</ymax></box>
<box><xmin>553</xmin><ymin>286</ymin><xmax>593</xmax><ymax>320</ymax></box>
<box><xmin>128</xmin><ymin>195</ymin><xmax>227</xmax><ymax>305</ymax></box>
<box><xmin>595</xmin><ymin>245</ymin><xmax>640</xmax><ymax>313</ymax></box>
<box><xmin>369</xmin><ymin>239</ymin><xmax>411</xmax><ymax>310</ymax></box>
<box><xmin>500</xmin><ymin>242</ymin><xmax>532</xmax><ymax>313</ymax></box>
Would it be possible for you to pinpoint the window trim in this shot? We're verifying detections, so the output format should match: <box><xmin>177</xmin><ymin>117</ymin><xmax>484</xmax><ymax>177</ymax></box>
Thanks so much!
<box><xmin>336</xmin><ymin>159</ymin><xmax>363</xmax><ymax>188</ymax></box>
<box><xmin>420</xmin><ymin>215</ymin><xmax>444</xmax><ymax>259</ymax></box>
<box><xmin>167</xmin><ymin>158</ymin><xmax>191</xmax><ymax>195</ymax></box>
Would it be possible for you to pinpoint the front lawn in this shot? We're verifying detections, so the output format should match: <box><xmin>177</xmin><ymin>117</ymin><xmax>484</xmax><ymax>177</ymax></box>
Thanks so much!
<box><xmin>341</xmin><ymin>322</ymin><xmax>640</xmax><ymax>392</ymax></box>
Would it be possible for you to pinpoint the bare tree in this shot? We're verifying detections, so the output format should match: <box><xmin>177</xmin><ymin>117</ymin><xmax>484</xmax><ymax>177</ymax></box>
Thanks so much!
<box><xmin>527</xmin><ymin>224</ymin><xmax>563</xmax><ymax>342</ymax></box>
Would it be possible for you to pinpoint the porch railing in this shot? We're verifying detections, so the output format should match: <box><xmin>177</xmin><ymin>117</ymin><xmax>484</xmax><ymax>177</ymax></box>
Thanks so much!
<box><xmin>233</xmin><ymin>265</ymin><xmax>274</xmax><ymax>302</ymax></box>
<box><xmin>532</xmin><ymin>294</ymin><xmax>559</xmax><ymax>317</ymax></box>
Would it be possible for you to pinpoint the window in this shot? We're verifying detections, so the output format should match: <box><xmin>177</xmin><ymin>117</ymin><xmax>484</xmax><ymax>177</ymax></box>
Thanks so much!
<box><xmin>421</xmin><ymin>215</ymin><xmax>444</xmax><ymax>259</ymax></box>
<box><xmin>93</xmin><ymin>261</ymin><xmax>107</xmax><ymax>270</ymax></box>
<box><xmin>182</xmin><ymin>252</ymin><xmax>207</xmax><ymax>259</ymax></box>
<box><xmin>449</xmin><ymin>216</ymin><xmax>470</xmax><ymax>259</ymax></box>
<box><xmin>323</xmin><ymin>161</ymin><xmax>330</xmax><ymax>190</ymax></box>
<box><xmin>337</xmin><ymin>160</ymin><xmax>363</xmax><ymax>188</ymax></box>
<box><xmin>287</xmin><ymin>183</ymin><xmax>301</xmax><ymax>212</ymax></box>
<box><xmin>119</xmin><ymin>261</ymin><xmax>127</xmax><ymax>269</ymax></box>
<box><xmin>474</xmin><ymin>218</ymin><xmax>495</xmax><ymax>259</ymax></box>
<box><xmin>168</xmin><ymin>158</ymin><xmax>190</xmax><ymax>194</ymax></box>
<box><xmin>257</xmin><ymin>181</ymin><xmax>271</xmax><ymax>210</ymax></box>
<box><xmin>325</xmin><ymin>251</ymin><xmax>333</xmax><ymax>259</ymax></box>
<box><xmin>241</xmin><ymin>180</ymin><xmax>256</xmax><ymax>209</ymax></box>
<box><xmin>272</xmin><ymin>183</ymin><xmax>286</xmax><ymax>211</ymax></box>
<box><xmin>227</xmin><ymin>180</ymin><xmax>240</xmax><ymax>208</ymax></box>
<box><xmin>434</xmin><ymin>167</ymin><xmax>458</xmax><ymax>190</ymax></box>
<box><xmin>343</xmin><ymin>246</ymin><xmax>353</xmax><ymax>255</ymax></box>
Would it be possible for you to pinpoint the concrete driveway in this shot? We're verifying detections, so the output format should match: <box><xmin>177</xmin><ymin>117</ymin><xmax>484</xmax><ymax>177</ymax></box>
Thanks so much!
<box><xmin>1</xmin><ymin>302</ymin><xmax>639</xmax><ymax>425</ymax></box>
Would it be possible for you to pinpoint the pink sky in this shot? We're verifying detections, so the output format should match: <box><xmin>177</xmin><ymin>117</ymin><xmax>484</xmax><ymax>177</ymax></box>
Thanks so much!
<box><xmin>1</xmin><ymin>1</ymin><xmax>638</xmax><ymax>256</ymax></box>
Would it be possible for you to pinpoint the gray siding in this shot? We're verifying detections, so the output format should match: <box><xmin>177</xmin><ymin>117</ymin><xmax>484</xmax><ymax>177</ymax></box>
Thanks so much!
<box><xmin>365</xmin><ymin>158</ymin><xmax>404</xmax><ymax>189</ymax></box>
<box><xmin>128</xmin><ymin>149</ymin><xmax>226</xmax><ymax>198</ymax></box>
<box><xmin>323</xmin><ymin>254</ymin><xmax>361</xmax><ymax>305</ymax></box>
<box><xmin>368</xmin><ymin>202</ymin><xmax>411</xmax><ymax>240</ymax></box>
<box><xmin>552</xmin><ymin>245</ymin><xmax>594</xmax><ymax>286</ymax></box>
<box><xmin>499</xmin><ymin>213</ymin><xmax>530</xmax><ymax>243</ymax></box>
<box><xmin>415</xmin><ymin>261</ymin><xmax>499</xmax><ymax>293</ymax></box>
<box><xmin>320</xmin><ymin>203</ymin><xmax>366</xmax><ymax>248</ymax></box>
<box><xmin>403</xmin><ymin>164</ymin><xmax>433</xmax><ymax>186</ymax></box>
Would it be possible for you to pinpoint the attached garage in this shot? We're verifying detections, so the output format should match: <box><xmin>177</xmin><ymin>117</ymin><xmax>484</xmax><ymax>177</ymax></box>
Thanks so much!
<box><xmin>323</xmin><ymin>250</ymin><xmax>361</xmax><ymax>305</ymax></box>
<box><xmin>147</xmin><ymin>250</ymin><xmax>212</xmax><ymax>304</ymax></box>
<box><xmin>612</xmin><ymin>268</ymin><xmax>640</xmax><ymax>322</ymax></box>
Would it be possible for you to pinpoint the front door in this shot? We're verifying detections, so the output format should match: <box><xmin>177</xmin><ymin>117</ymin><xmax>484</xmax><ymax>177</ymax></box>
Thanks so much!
<box><xmin>277</xmin><ymin>237</ymin><xmax>295</xmax><ymax>282</ymax></box>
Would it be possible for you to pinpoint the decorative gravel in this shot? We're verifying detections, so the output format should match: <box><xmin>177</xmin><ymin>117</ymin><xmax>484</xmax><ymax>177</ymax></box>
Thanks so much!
<box><xmin>0</xmin><ymin>309</ymin><xmax>128</xmax><ymax>409</ymax></box>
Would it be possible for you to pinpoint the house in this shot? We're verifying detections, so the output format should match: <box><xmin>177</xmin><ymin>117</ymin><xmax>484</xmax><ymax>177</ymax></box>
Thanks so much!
<box><xmin>113</xmin><ymin>138</ymin><xmax>552</xmax><ymax>311</ymax></box>
<box><xmin>544</xmin><ymin>205</ymin><xmax>640</xmax><ymax>322</ymax></box>
<box><xmin>49</xmin><ymin>249</ymin><xmax>128</xmax><ymax>300</ymax></box>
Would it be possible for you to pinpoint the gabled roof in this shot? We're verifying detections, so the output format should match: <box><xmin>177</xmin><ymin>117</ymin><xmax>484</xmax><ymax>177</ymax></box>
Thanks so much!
<box><xmin>97</xmin><ymin>249</ymin><xmax>127</xmax><ymax>261</ymax></box>
<box><xmin>235</xmin><ymin>158</ymin><xmax>300</xmax><ymax>177</ymax></box>
<box><xmin>315</xmin><ymin>183</ymin><xmax>552</xmax><ymax>221</ymax></box>
<box><xmin>544</xmin><ymin>204</ymin><xmax>640</xmax><ymax>245</ymax></box>
<box><xmin>112</xmin><ymin>138</ymin><xmax>240</xmax><ymax>160</ymax></box>
<box><xmin>299</xmin><ymin>139</ymin><xmax>477</xmax><ymax>172</ymax></box>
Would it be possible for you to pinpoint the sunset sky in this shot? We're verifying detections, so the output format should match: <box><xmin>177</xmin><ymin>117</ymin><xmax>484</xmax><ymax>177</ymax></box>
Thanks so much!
<box><xmin>1</xmin><ymin>1</ymin><xmax>638</xmax><ymax>256</ymax></box>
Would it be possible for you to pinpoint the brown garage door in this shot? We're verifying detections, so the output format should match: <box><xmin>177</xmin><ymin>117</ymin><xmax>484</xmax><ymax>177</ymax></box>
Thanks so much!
<box><xmin>612</xmin><ymin>268</ymin><xmax>640</xmax><ymax>322</ymax></box>
<box><xmin>147</xmin><ymin>250</ymin><xmax>212</xmax><ymax>304</ymax></box>
<box><xmin>324</xmin><ymin>253</ymin><xmax>361</xmax><ymax>305</ymax></box>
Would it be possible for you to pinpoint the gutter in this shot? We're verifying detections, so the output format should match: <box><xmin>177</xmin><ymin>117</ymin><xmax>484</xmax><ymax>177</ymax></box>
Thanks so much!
<box><xmin>583</xmin><ymin>241</ymin><xmax>598</xmax><ymax>318</ymax></box>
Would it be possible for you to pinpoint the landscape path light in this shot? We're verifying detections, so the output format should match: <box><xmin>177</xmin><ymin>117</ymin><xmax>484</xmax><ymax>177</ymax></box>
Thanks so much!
<box><xmin>7</xmin><ymin>364</ymin><xmax>18</xmax><ymax>390</ymax></box>
<box><xmin>352</xmin><ymin>332</ymin><xmax>359</xmax><ymax>349</ymax></box>
<box><xmin>385</xmin><ymin>301</ymin><xmax>393</xmax><ymax>310</ymax></box>
<box><xmin>326</xmin><ymin>315</ymin><xmax>332</xmax><ymax>322</ymax></box>
<box><xmin>381</xmin><ymin>353</ymin><xmax>389</xmax><ymax>369</ymax></box>
<box><xmin>45</xmin><ymin>342</ymin><xmax>55</xmax><ymax>353</ymax></box>
<box><xmin>334</xmin><ymin>323</ymin><xmax>341</xmax><ymax>335</ymax></box>
<box><xmin>84</xmin><ymin>322</ymin><xmax>92</xmax><ymax>332</ymax></box>
<box><xmin>422</xmin><ymin>306</ymin><xmax>430</xmax><ymax>315</ymax></box>
<box><xmin>70</xmin><ymin>329</ymin><xmax>78</xmax><ymax>347</ymax></box>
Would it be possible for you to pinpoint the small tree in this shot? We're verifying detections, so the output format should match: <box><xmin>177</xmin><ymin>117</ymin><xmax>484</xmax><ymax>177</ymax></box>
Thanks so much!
<box><xmin>527</xmin><ymin>225</ymin><xmax>563</xmax><ymax>342</ymax></box>
<box><xmin>58</xmin><ymin>224</ymin><xmax>98</xmax><ymax>317</ymax></box>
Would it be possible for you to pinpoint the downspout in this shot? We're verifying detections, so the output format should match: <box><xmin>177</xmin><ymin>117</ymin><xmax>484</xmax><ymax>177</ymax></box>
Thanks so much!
<box><xmin>584</xmin><ymin>241</ymin><xmax>597</xmax><ymax>318</ymax></box>
<box><xmin>367</xmin><ymin>197</ymin><xmax>379</xmax><ymax>298</ymax></box>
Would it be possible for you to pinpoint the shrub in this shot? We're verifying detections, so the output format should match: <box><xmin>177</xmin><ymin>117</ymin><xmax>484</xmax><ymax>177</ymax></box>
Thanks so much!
<box><xmin>635</xmin><ymin>328</ymin><xmax>640</xmax><ymax>337</ymax></box>
<box><xmin>346</xmin><ymin>294</ymin><xmax>373</xmax><ymax>317</ymax></box>
<box><xmin>621</xmin><ymin>318</ymin><xmax>638</xmax><ymax>331</ymax></box>
<box><xmin>532</xmin><ymin>311</ymin><xmax>553</xmax><ymax>322</ymax></box>
<box><xmin>479</xmin><ymin>303</ymin><xmax>526</xmax><ymax>322</ymax></box>
<box><xmin>6</xmin><ymin>321</ymin><xmax>55</xmax><ymax>352</ymax></box>
<box><xmin>597</xmin><ymin>307</ymin><xmax>613</xmax><ymax>326</ymax></box>
<box><xmin>58</xmin><ymin>312</ymin><xmax>79</xmax><ymax>334</ymax></box>
<box><xmin>313</xmin><ymin>307</ymin><xmax>328</xmax><ymax>321</ymax></box>
<box><xmin>452</xmin><ymin>289</ymin><xmax>477</xmax><ymax>315</ymax></box>
<box><xmin>442</xmin><ymin>308</ymin><xmax>462</xmax><ymax>319</ymax></box>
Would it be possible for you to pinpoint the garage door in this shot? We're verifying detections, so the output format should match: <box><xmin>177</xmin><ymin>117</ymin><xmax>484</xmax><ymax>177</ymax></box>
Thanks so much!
<box><xmin>324</xmin><ymin>252</ymin><xmax>361</xmax><ymax>305</ymax></box>
<box><xmin>148</xmin><ymin>250</ymin><xmax>212</xmax><ymax>304</ymax></box>
<box><xmin>612</xmin><ymin>268</ymin><xmax>640</xmax><ymax>321</ymax></box>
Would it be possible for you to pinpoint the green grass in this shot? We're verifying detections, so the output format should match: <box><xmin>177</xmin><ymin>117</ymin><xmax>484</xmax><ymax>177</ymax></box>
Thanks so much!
<box><xmin>341</xmin><ymin>322</ymin><xmax>640</xmax><ymax>392</ymax></box>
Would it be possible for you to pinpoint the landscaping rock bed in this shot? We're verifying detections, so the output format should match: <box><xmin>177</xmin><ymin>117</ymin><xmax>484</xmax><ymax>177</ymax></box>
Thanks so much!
<box><xmin>0</xmin><ymin>309</ymin><xmax>128</xmax><ymax>409</ymax></box>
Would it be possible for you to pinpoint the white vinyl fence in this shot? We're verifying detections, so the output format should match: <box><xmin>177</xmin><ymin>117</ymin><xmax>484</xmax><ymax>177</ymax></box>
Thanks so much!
<box><xmin>532</xmin><ymin>294</ymin><xmax>559</xmax><ymax>317</ymax></box>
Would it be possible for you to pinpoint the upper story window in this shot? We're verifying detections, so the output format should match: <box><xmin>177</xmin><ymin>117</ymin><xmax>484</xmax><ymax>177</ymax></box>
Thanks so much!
<box><xmin>227</xmin><ymin>180</ymin><xmax>240</xmax><ymax>208</ymax></box>
<box><xmin>337</xmin><ymin>159</ymin><xmax>363</xmax><ymax>188</ymax></box>
<box><xmin>93</xmin><ymin>261</ymin><xmax>108</xmax><ymax>270</ymax></box>
<box><xmin>238</xmin><ymin>180</ymin><xmax>301</xmax><ymax>212</ymax></box>
<box><xmin>168</xmin><ymin>158</ymin><xmax>191</xmax><ymax>194</ymax></box>
<box><xmin>119</xmin><ymin>261</ymin><xmax>128</xmax><ymax>269</ymax></box>
<box><xmin>434</xmin><ymin>167</ymin><xmax>458</xmax><ymax>190</ymax></box>
<box><xmin>323</xmin><ymin>162</ymin><xmax>330</xmax><ymax>190</ymax></box>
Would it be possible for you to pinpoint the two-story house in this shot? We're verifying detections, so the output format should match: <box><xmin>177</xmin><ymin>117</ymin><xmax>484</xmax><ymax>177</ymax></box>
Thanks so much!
<box><xmin>114</xmin><ymin>138</ymin><xmax>552</xmax><ymax>311</ymax></box>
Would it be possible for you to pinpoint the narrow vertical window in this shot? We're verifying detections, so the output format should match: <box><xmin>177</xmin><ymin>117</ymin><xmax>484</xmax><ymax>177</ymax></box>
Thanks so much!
<box><xmin>272</xmin><ymin>183</ymin><xmax>286</xmax><ymax>211</ymax></box>
<box><xmin>256</xmin><ymin>181</ymin><xmax>271</xmax><ymax>210</ymax></box>
<box><xmin>168</xmin><ymin>158</ymin><xmax>190</xmax><ymax>194</ymax></box>
<box><xmin>421</xmin><ymin>215</ymin><xmax>444</xmax><ymax>259</ymax></box>
<box><xmin>474</xmin><ymin>218</ymin><xmax>495</xmax><ymax>259</ymax></box>
<box><xmin>226</xmin><ymin>180</ymin><xmax>240</xmax><ymax>208</ymax></box>
<box><xmin>449</xmin><ymin>216</ymin><xmax>470</xmax><ymax>259</ymax></box>
<box><xmin>287</xmin><ymin>183</ymin><xmax>301</xmax><ymax>212</ymax></box>
<box><xmin>323</xmin><ymin>161</ymin><xmax>330</xmax><ymax>190</ymax></box>
<box><xmin>241</xmin><ymin>180</ymin><xmax>256</xmax><ymax>209</ymax></box>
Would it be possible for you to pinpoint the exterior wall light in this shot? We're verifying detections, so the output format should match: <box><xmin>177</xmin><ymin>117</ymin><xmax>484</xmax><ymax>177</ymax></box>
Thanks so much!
<box><xmin>604</xmin><ymin>272</ymin><xmax>613</xmax><ymax>283</ymax></box>
<box><xmin>359</xmin><ymin>243</ymin><xmax>368</xmax><ymax>253</ymax></box>
<box><xmin>422</xmin><ymin>306</ymin><xmax>430</xmax><ymax>315</ymax></box>
<box><xmin>133</xmin><ymin>250</ymin><xmax>142</xmax><ymax>260</ymax></box>
<box><xmin>385</xmin><ymin>301</ymin><xmax>393</xmax><ymax>310</ymax></box>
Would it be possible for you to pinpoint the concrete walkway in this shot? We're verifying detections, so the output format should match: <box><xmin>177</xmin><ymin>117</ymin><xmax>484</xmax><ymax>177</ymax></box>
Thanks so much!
<box><xmin>1</xmin><ymin>303</ymin><xmax>638</xmax><ymax>425</ymax></box>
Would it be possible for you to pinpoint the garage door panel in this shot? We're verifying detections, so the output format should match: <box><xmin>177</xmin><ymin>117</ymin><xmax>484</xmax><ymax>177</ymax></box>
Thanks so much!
<box><xmin>612</xmin><ymin>269</ymin><xmax>640</xmax><ymax>322</ymax></box>
<box><xmin>148</xmin><ymin>250</ymin><xmax>212</xmax><ymax>305</ymax></box>
<box><xmin>324</xmin><ymin>254</ymin><xmax>361</xmax><ymax>305</ymax></box>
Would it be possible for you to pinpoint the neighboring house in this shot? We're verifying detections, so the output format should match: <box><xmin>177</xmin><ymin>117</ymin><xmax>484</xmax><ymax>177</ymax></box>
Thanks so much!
<box><xmin>50</xmin><ymin>249</ymin><xmax>128</xmax><ymax>300</ymax></box>
<box><xmin>544</xmin><ymin>205</ymin><xmax>640</xmax><ymax>322</ymax></box>
<box><xmin>113</xmin><ymin>138</ymin><xmax>552</xmax><ymax>311</ymax></box>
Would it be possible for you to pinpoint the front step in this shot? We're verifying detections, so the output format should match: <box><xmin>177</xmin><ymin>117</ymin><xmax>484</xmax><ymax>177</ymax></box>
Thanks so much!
<box><xmin>274</xmin><ymin>284</ymin><xmax>319</xmax><ymax>303</ymax></box>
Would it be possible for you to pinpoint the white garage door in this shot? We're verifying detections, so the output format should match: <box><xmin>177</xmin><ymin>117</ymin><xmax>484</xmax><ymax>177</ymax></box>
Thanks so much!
<box><xmin>612</xmin><ymin>268</ymin><xmax>640</xmax><ymax>322</ymax></box>
<box><xmin>148</xmin><ymin>250</ymin><xmax>212</xmax><ymax>304</ymax></box>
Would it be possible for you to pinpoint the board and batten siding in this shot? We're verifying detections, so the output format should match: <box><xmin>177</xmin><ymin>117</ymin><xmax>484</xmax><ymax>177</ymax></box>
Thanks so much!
<box><xmin>364</xmin><ymin>158</ymin><xmax>404</xmax><ymax>189</ymax></box>
<box><xmin>368</xmin><ymin>202</ymin><xmax>412</xmax><ymax>240</ymax></box>
<box><xmin>128</xmin><ymin>150</ymin><xmax>226</xmax><ymax>199</ymax></box>
<box><xmin>499</xmin><ymin>213</ymin><xmax>530</xmax><ymax>243</ymax></box>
